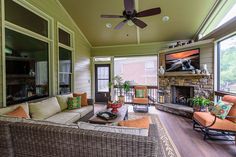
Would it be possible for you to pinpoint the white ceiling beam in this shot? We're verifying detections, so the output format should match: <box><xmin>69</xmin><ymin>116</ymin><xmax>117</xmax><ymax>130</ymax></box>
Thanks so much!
<box><xmin>135</xmin><ymin>0</ymin><xmax>140</xmax><ymax>44</ymax></box>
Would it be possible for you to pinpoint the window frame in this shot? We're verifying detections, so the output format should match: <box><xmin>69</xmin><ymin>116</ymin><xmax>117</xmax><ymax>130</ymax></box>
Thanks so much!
<box><xmin>57</xmin><ymin>22</ymin><xmax>75</xmax><ymax>94</ymax></box>
<box><xmin>2</xmin><ymin>0</ymin><xmax>54</xmax><ymax>106</ymax></box>
<box><xmin>216</xmin><ymin>32</ymin><xmax>236</xmax><ymax>95</ymax></box>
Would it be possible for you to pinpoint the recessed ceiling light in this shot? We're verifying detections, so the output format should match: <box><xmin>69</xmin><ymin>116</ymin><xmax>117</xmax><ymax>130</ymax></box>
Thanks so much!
<box><xmin>162</xmin><ymin>16</ymin><xmax>170</xmax><ymax>22</ymax></box>
<box><xmin>106</xmin><ymin>23</ymin><xmax>112</xmax><ymax>28</ymax></box>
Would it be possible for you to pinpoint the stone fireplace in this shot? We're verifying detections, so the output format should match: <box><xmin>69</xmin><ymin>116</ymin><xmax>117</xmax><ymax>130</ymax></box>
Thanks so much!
<box><xmin>171</xmin><ymin>85</ymin><xmax>194</xmax><ymax>106</ymax></box>
<box><xmin>159</xmin><ymin>74</ymin><xmax>214</xmax><ymax>105</ymax></box>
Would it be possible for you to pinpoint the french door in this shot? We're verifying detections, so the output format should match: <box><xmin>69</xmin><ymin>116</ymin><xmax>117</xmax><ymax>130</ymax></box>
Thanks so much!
<box><xmin>95</xmin><ymin>64</ymin><xmax>110</xmax><ymax>103</ymax></box>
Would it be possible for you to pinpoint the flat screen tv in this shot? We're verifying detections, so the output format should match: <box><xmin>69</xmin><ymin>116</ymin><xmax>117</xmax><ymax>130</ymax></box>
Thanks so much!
<box><xmin>165</xmin><ymin>49</ymin><xmax>200</xmax><ymax>72</ymax></box>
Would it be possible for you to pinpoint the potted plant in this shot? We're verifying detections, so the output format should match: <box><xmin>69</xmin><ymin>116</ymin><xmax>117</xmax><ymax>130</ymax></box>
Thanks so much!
<box><xmin>191</xmin><ymin>97</ymin><xmax>211</xmax><ymax>112</ymax></box>
<box><xmin>109</xmin><ymin>75</ymin><xmax>130</xmax><ymax>103</ymax></box>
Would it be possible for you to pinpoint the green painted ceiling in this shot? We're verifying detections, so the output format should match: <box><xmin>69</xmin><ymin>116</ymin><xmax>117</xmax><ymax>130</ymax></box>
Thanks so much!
<box><xmin>59</xmin><ymin>0</ymin><xmax>217</xmax><ymax>47</ymax></box>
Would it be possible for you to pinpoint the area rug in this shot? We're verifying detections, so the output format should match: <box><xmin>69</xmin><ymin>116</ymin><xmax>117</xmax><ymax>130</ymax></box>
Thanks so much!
<box><xmin>128</xmin><ymin>113</ymin><xmax>181</xmax><ymax>157</ymax></box>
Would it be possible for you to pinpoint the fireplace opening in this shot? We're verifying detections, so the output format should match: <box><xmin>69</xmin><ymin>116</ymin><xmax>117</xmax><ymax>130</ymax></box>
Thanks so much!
<box><xmin>171</xmin><ymin>86</ymin><xmax>194</xmax><ymax>106</ymax></box>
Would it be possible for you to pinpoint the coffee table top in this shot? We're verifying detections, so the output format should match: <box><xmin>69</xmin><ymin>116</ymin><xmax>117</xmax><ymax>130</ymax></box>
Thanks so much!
<box><xmin>89</xmin><ymin>104</ymin><xmax>128</xmax><ymax>124</ymax></box>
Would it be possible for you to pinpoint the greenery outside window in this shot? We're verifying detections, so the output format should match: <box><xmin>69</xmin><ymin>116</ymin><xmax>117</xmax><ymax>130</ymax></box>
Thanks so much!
<box><xmin>217</xmin><ymin>34</ymin><xmax>236</xmax><ymax>94</ymax></box>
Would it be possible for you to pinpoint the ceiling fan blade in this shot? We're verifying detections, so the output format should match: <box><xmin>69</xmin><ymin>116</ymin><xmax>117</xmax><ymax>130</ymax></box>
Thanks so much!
<box><xmin>131</xmin><ymin>18</ymin><xmax>147</xmax><ymax>29</ymax></box>
<box><xmin>136</xmin><ymin>7</ymin><xmax>161</xmax><ymax>17</ymax></box>
<box><xmin>114</xmin><ymin>20</ymin><xmax>128</xmax><ymax>30</ymax></box>
<box><xmin>124</xmin><ymin>0</ymin><xmax>135</xmax><ymax>14</ymax></box>
<box><xmin>101</xmin><ymin>15</ymin><xmax>124</xmax><ymax>18</ymax></box>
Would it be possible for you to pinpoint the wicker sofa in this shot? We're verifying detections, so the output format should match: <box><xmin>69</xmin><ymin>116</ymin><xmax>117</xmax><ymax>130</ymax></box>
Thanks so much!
<box><xmin>0</xmin><ymin>93</ymin><xmax>94</xmax><ymax>125</ymax></box>
<box><xmin>0</xmin><ymin>120</ymin><xmax>162</xmax><ymax>157</ymax></box>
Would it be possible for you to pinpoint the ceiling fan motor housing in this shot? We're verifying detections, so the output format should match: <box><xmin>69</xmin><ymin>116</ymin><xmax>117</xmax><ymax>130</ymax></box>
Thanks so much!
<box><xmin>123</xmin><ymin>10</ymin><xmax>137</xmax><ymax>20</ymax></box>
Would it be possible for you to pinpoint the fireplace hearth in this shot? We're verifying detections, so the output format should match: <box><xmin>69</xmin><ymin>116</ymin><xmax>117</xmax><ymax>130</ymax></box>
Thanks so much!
<box><xmin>171</xmin><ymin>86</ymin><xmax>194</xmax><ymax>106</ymax></box>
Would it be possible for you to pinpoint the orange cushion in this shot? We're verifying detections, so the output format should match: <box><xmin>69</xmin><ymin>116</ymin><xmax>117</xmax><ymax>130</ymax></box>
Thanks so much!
<box><xmin>73</xmin><ymin>92</ymin><xmax>88</xmax><ymax>107</ymax></box>
<box><xmin>118</xmin><ymin>116</ymin><xmax>150</xmax><ymax>129</ymax></box>
<box><xmin>6</xmin><ymin>106</ymin><xmax>29</xmax><ymax>118</ymax></box>
<box><xmin>193</xmin><ymin>112</ymin><xmax>236</xmax><ymax>131</ymax></box>
<box><xmin>222</xmin><ymin>95</ymin><xmax>236</xmax><ymax>123</ymax></box>
<box><xmin>133</xmin><ymin>98</ymin><xmax>149</xmax><ymax>104</ymax></box>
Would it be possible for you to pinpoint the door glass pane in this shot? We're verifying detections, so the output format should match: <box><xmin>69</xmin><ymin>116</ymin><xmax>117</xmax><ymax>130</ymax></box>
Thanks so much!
<box><xmin>59</xmin><ymin>73</ymin><xmax>71</xmax><ymax>94</ymax></box>
<box><xmin>59</xmin><ymin>47</ymin><xmax>72</xmax><ymax>73</ymax></box>
<box><xmin>218</xmin><ymin>35</ymin><xmax>236</xmax><ymax>93</ymax></box>
<box><xmin>5</xmin><ymin>0</ymin><xmax>48</xmax><ymax>37</ymax></box>
<box><xmin>59</xmin><ymin>28</ymin><xmax>71</xmax><ymax>47</ymax></box>
<box><xmin>97</xmin><ymin>67</ymin><xmax>109</xmax><ymax>79</ymax></box>
<box><xmin>97</xmin><ymin>80</ymin><xmax>109</xmax><ymax>92</ymax></box>
<box><xmin>5</xmin><ymin>28</ymin><xmax>49</xmax><ymax>105</ymax></box>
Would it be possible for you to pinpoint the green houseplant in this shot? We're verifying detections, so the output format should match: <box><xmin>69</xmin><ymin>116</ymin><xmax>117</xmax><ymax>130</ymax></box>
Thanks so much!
<box><xmin>109</xmin><ymin>75</ymin><xmax>131</xmax><ymax>103</ymax></box>
<box><xmin>191</xmin><ymin>97</ymin><xmax>211</xmax><ymax>112</ymax></box>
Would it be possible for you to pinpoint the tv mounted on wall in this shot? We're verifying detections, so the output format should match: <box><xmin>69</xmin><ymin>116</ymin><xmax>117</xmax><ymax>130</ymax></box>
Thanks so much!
<box><xmin>165</xmin><ymin>49</ymin><xmax>200</xmax><ymax>72</ymax></box>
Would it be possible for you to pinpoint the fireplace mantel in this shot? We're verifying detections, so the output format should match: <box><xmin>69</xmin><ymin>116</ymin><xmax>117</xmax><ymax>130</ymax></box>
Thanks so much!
<box><xmin>160</xmin><ymin>73</ymin><xmax>211</xmax><ymax>77</ymax></box>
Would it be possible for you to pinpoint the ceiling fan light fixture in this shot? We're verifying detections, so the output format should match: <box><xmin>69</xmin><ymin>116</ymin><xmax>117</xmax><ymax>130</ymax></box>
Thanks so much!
<box><xmin>127</xmin><ymin>20</ymin><xmax>134</xmax><ymax>26</ymax></box>
<box><xmin>105</xmin><ymin>23</ymin><xmax>112</xmax><ymax>28</ymax></box>
<box><xmin>162</xmin><ymin>16</ymin><xmax>170</xmax><ymax>22</ymax></box>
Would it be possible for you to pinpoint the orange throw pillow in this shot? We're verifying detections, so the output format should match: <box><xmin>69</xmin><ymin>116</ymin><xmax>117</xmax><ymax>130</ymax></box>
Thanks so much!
<box><xmin>118</xmin><ymin>116</ymin><xmax>150</xmax><ymax>129</ymax></box>
<box><xmin>6</xmin><ymin>106</ymin><xmax>29</xmax><ymax>118</ymax></box>
<box><xmin>73</xmin><ymin>92</ymin><xmax>88</xmax><ymax>107</ymax></box>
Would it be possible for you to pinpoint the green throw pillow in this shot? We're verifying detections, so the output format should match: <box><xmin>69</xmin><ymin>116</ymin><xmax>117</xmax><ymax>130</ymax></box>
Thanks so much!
<box><xmin>211</xmin><ymin>100</ymin><xmax>233</xmax><ymax>119</ymax></box>
<box><xmin>135</xmin><ymin>89</ymin><xmax>145</xmax><ymax>98</ymax></box>
<box><xmin>67</xmin><ymin>96</ymin><xmax>81</xmax><ymax>110</ymax></box>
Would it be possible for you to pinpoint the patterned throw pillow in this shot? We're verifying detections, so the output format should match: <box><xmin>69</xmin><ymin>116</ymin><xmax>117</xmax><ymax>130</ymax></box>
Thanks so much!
<box><xmin>135</xmin><ymin>89</ymin><xmax>145</xmax><ymax>98</ymax></box>
<box><xmin>67</xmin><ymin>96</ymin><xmax>81</xmax><ymax>110</ymax></box>
<box><xmin>211</xmin><ymin>100</ymin><xmax>233</xmax><ymax>119</ymax></box>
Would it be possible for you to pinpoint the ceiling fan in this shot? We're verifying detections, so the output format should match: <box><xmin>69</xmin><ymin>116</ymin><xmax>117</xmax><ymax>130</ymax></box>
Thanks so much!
<box><xmin>101</xmin><ymin>0</ymin><xmax>161</xmax><ymax>30</ymax></box>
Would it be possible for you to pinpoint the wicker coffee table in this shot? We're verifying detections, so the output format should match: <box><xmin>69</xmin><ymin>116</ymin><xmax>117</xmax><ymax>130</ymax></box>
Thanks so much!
<box><xmin>89</xmin><ymin>105</ymin><xmax>128</xmax><ymax>124</ymax></box>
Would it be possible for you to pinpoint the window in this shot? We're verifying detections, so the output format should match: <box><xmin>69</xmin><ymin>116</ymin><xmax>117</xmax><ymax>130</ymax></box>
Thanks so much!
<box><xmin>5</xmin><ymin>28</ymin><xmax>49</xmax><ymax>105</ymax></box>
<box><xmin>217</xmin><ymin>34</ymin><xmax>236</xmax><ymax>94</ymax></box>
<box><xmin>59</xmin><ymin>47</ymin><xmax>72</xmax><ymax>94</ymax></box>
<box><xmin>114</xmin><ymin>56</ymin><xmax>157</xmax><ymax>86</ymax></box>
<box><xmin>198</xmin><ymin>1</ymin><xmax>236</xmax><ymax>39</ymax></box>
<box><xmin>4</xmin><ymin>0</ymin><xmax>51</xmax><ymax>106</ymax></box>
<box><xmin>5</xmin><ymin>0</ymin><xmax>48</xmax><ymax>37</ymax></box>
<box><xmin>58</xmin><ymin>25</ymin><xmax>74</xmax><ymax>94</ymax></box>
<box><xmin>94</xmin><ymin>57</ymin><xmax>111</xmax><ymax>62</ymax></box>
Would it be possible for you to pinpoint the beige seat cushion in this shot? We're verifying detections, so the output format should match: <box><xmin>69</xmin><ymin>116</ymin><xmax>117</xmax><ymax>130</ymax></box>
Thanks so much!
<box><xmin>78</xmin><ymin>122</ymin><xmax>148</xmax><ymax>136</ymax></box>
<box><xmin>56</xmin><ymin>93</ymin><xmax>73</xmax><ymax>111</ymax></box>
<box><xmin>0</xmin><ymin>103</ymin><xmax>30</xmax><ymax>118</ymax></box>
<box><xmin>65</xmin><ymin>105</ymin><xmax>93</xmax><ymax>117</ymax></box>
<box><xmin>29</xmin><ymin>97</ymin><xmax>61</xmax><ymax>120</ymax></box>
<box><xmin>45</xmin><ymin>112</ymin><xmax>81</xmax><ymax>124</ymax></box>
<box><xmin>22</xmin><ymin>118</ymin><xmax>78</xmax><ymax>128</ymax></box>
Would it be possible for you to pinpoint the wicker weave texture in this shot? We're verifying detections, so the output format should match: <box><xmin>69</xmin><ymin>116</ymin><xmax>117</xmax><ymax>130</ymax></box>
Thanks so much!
<box><xmin>0</xmin><ymin>121</ymin><xmax>14</xmax><ymax>157</ymax></box>
<box><xmin>9</xmin><ymin>122</ymin><xmax>161</xmax><ymax>157</ymax></box>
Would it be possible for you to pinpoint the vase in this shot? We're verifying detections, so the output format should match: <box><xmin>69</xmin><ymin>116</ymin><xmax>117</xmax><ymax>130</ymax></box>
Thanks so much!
<box><xmin>159</xmin><ymin>66</ymin><xmax>165</xmax><ymax>75</ymax></box>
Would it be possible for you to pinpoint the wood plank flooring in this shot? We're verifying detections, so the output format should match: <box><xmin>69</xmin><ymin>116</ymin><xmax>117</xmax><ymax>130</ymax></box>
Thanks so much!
<box><xmin>156</xmin><ymin>109</ymin><xmax>236</xmax><ymax>157</ymax></box>
<box><xmin>94</xmin><ymin>104</ymin><xmax>236</xmax><ymax>157</ymax></box>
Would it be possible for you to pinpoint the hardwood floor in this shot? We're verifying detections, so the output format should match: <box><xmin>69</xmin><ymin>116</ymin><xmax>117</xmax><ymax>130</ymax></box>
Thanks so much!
<box><xmin>94</xmin><ymin>104</ymin><xmax>236</xmax><ymax>157</ymax></box>
<box><xmin>151</xmin><ymin>107</ymin><xmax>236</xmax><ymax>157</ymax></box>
